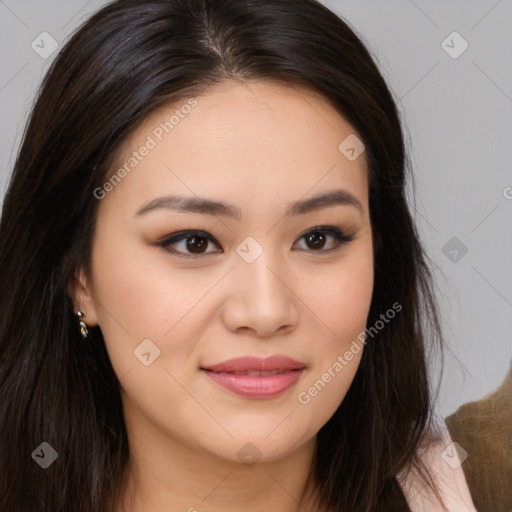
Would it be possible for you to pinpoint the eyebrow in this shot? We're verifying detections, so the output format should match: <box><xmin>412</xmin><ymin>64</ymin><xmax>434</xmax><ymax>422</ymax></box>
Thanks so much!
<box><xmin>134</xmin><ymin>189</ymin><xmax>364</xmax><ymax>219</ymax></box>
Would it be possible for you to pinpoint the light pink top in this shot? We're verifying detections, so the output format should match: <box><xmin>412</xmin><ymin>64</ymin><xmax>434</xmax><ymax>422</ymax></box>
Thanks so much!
<box><xmin>398</xmin><ymin>426</ymin><xmax>477</xmax><ymax>512</ymax></box>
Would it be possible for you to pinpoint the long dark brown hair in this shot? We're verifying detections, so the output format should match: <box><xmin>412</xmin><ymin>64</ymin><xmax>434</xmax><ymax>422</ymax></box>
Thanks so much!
<box><xmin>0</xmin><ymin>1</ymin><xmax>448</xmax><ymax>510</ymax></box>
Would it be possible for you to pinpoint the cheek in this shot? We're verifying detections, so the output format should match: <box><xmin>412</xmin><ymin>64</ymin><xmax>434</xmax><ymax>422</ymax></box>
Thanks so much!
<box><xmin>91</xmin><ymin>229</ymin><xmax>195</xmax><ymax>337</ymax></box>
<box><xmin>89</xmin><ymin>232</ymin><xmax>230</xmax><ymax>394</ymax></box>
<box><xmin>89</xmin><ymin>231</ymin><xmax>192</xmax><ymax>380</ymax></box>
<box><xmin>293</xmin><ymin>249</ymin><xmax>373</xmax><ymax>424</ymax></box>
<box><xmin>91</xmin><ymin>253</ymin><xmax>166</xmax><ymax>339</ymax></box>
<box><xmin>303</xmin><ymin>251</ymin><xmax>374</xmax><ymax>345</ymax></box>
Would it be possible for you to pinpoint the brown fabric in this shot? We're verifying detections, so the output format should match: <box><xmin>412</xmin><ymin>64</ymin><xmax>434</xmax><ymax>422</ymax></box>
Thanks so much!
<box><xmin>445</xmin><ymin>361</ymin><xmax>512</xmax><ymax>512</ymax></box>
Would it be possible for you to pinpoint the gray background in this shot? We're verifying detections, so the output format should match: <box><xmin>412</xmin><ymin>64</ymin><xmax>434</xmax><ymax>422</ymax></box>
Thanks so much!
<box><xmin>1</xmin><ymin>0</ymin><xmax>511</xmax><ymax>420</ymax></box>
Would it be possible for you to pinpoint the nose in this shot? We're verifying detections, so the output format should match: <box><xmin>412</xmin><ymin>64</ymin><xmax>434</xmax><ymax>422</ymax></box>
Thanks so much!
<box><xmin>220</xmin><ymin>250</ymin><xmax>300</xmax><ymax>338</ymax></box>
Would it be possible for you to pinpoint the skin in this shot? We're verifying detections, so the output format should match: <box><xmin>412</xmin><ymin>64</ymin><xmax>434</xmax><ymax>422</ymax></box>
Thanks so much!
<box><xmin>69</xmin><ymin>79</ymin><xmax>374</xmax><ymax>512</ymax></box>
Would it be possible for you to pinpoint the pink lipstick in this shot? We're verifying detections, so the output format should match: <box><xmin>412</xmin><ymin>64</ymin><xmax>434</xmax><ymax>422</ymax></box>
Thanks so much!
<box><xmin>201</xmin><ymin>355</ymin><xmax>306</xmax><ymax>398</ymax></box>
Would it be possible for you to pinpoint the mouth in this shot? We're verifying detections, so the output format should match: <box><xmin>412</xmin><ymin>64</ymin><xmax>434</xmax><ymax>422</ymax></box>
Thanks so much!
<box><xmin>200</xmin><ymin>355</ymin><xmax>306</xmax><ymax>398</ymax></box>
<box><xmin>200</xmin><ymin>367</ymin><xmax>306</xmax><ymax>398</ymax></box>
<box><xmin>201</xmin><ymin>355</ymin><xmax>306</xmax><ymax>373</ymax></box>
<box><xmin>204</xmin><ymin>369</ymin><xmax>298</xmax><ymax>376</ymax></box>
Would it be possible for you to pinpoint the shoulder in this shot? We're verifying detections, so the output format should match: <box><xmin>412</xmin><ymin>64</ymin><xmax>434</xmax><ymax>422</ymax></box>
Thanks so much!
<box><xmin>397</xmin><ymin>427</ymin><xmax>477</xmax><ymax>512</ymax></box>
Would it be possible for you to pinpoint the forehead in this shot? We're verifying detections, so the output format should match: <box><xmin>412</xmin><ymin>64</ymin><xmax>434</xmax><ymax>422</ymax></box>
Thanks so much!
<box><xmin>100</xmin><ymin>79</ymin><xmax>368</xmax><ymax>219</ymax></box>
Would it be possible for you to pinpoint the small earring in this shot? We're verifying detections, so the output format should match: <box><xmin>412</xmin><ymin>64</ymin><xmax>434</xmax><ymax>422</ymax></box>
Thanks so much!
<box><xmin>76</xmin><ymin>310</ymin><xmax>89</xmax><ymax>339</ymax></box>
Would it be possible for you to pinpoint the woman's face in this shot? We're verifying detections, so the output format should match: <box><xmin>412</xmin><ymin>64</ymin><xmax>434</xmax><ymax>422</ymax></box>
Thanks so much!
<box><xmin>71</xmin><ymin>79</ymin><xmax>373</xmax><ymax>465</ymax></box>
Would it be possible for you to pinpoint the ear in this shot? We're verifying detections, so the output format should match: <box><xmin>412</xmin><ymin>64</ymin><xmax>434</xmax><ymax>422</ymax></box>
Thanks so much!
<box><xmin>67</xmin><ymin>267</ymin><xmax>99</xmax><ymax>327</ymax></box>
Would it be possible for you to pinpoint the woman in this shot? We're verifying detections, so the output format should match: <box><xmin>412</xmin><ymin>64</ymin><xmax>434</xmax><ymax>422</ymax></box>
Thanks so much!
<box><xmin>0</xmin><ymin>0</ymin><xmax>477</xmax><ymax>511</ymax></box>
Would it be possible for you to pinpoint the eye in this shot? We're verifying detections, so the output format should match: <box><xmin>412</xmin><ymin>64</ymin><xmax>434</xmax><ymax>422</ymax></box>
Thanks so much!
<box><xmin>293</xmin><ymin>225</ymin><xmax>356</xmax><ymax>253</ymax></box>
<box><xmin>156</xmin><ymin>230</ymin><xmax>221</xmax><ymax>258</ymax></box>
<box><xmin>156</xmin><ymin>226</ymin><xmax>356</xmax><ymax>258</ymax></box>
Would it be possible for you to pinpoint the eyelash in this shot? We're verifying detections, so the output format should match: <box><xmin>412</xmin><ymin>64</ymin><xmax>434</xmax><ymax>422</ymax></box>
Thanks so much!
<box><xmin>156</xmin><ymin>225</ymin><xmax>356</xmax><ymax>259</ymax></box>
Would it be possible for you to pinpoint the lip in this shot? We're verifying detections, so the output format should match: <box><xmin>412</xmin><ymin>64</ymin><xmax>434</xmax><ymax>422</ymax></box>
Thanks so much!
<box><xmin>201</xmin><ymin>368</ymin><xmax>305</xmax><ymax>398</ymax></box>
<box><xmin>201</xmin><ymin>356</ymin><xmax>306</xmax><ymax>399</ymax></box>
<box><xmin>201</xmin><ymin>355</ymin><xmax>306</xmax><ymax>373</ymax></box>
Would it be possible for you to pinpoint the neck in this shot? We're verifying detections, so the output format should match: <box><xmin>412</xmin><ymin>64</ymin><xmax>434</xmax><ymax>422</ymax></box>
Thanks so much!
<box><xmin>113</xmin><ymin>416</ymin><xmax>320</xmax><ymax>512</ymax></box>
